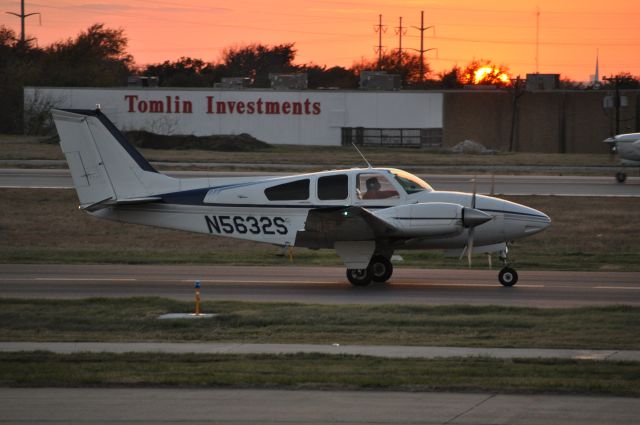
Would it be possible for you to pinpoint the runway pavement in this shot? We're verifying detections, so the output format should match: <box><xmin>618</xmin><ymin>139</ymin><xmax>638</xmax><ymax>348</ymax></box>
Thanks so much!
<box><xmin>2</xmin><ymin>388</ymin><xmax>639</xmax><ymax>425</ymax></box>
<box><xmin>1</xmin><ymin>264</ymin><xmax>638</xmax><ymax>307</ymax></box>
<box><xmin>1</xmin><ymin>167</ymin><xmax>638</xmax><ymax>196</ymax></box>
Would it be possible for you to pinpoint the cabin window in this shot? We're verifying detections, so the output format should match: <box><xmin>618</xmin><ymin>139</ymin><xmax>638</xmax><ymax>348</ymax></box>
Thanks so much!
<box><xmin>317</xmin><ymin>174</ymin><xmax>348</xmax><ymax>200</ymax></box>
<box><xmin>356</xmin><ymin>173</ymin><xmax>400</xmax><ymax>200</ymax></box>
<box><xmin>264</xmin><ymin>179</ymin><xmax>310</xmax><ymax>201</ymax></box>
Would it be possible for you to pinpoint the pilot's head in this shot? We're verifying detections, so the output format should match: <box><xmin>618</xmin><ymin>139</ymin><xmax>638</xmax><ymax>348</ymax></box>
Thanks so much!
<box><xmin>366</xmin><ymin>177</ymin><xmax>381</xmax><ymax>192</ymax></box>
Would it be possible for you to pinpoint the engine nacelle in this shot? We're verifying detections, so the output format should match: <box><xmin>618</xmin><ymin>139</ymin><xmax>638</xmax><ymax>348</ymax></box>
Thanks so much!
<box><xmin>377</xmin><ymin>202</ymin><xmax>465</xmax><ymax>237</ymax></box>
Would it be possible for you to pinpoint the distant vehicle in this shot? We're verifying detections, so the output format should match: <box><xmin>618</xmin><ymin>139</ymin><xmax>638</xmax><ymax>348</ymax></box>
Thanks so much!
<box><xmin>603</xmin><ymin>132</ymin><xmax>640</xmax><ymax>183</ymax></box>
<box><xmin>51</xmin><ymin>108</ymin><xmax>551</xmax><ymax>287</ymax></box>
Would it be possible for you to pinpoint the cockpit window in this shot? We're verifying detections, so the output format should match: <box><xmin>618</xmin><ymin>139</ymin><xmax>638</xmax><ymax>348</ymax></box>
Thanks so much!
<box><xmin>391</xmin><ymin>170</ymin><xmax>432</xmax><ymax>194</ymax></box>
<box><xmin>357</xmin><ymin>173</ymin><xmax>400</xmax><ymax>200</ymax></box>
<box><xmin>264</xmin><ymin>179</ymin><xmax>310</xmax><ymax>201</ymax></box>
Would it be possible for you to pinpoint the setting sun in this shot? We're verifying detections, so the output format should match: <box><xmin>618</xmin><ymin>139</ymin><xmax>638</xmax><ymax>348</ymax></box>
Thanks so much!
<box><xmin>472</xmin><ymin>66</ymin><xmax>511</xmax><ymax>85</ymax></box>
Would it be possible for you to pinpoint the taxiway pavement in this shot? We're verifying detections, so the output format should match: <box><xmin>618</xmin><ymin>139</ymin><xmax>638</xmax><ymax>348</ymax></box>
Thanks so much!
<box><xmin>3</xmin><ymin>341</ymin><xmax>639</xmax><ymax>361</ymax></box>
<box><xmin>1</xmin><ymin>168</ymin><xmax>638</xmax><ymax>196</ymax></box>
<box><xmin>2</xmin><ymin>388</ymin><xmax>638</xmax><ymax>425</ymax></box>
<box><xmin>1</xmin><ymin>264</ymin><xmax>638</xmax><ymax>307</ymax></box>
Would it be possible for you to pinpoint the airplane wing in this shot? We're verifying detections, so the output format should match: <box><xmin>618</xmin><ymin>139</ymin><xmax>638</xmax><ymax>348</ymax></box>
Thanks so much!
<box><xmin>295</xmin><ymin>206</ymin><xmax>398</xmax><ymax>249</ymax></box>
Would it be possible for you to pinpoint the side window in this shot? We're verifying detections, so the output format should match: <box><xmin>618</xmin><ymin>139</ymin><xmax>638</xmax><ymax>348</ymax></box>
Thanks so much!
<box><xmin>357</xmin><ymin>173</ymin><xmax>400</xmax><ymax>200</ymax></box>
<box><xmin>318</xmin><ymin>174</ymin><xmax>348</xmax><ymax>200</ymax></box>
<box><xmin>264</xmin><ymin>179</ymin><xmax>310</xmax><ymax>201</ymax></box>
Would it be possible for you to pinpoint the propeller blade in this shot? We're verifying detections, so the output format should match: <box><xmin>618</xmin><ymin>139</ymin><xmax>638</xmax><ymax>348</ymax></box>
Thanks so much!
<box><xmin>471</xmin><ymin>176</ymin><xmax>477</xmax><ymax>209</ymax></box>
<box><xmin>467</xmin><ymin>228</ymin><xmax>474</xmax><ymax>268</ymax></box>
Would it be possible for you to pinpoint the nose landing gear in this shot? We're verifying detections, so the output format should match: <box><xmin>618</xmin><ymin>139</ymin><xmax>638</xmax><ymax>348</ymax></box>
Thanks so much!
<box><xmin>498</xmin><ymin>248</ymin><xmax>518</xmax><ymax>287</ymax></box>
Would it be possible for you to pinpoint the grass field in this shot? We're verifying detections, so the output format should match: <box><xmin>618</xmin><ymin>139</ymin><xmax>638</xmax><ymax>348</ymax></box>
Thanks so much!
<box><xmin>1</xmin><ymin>298</ymin><xmax>639</xmax><ymax>349</ymax></box>
<box><xmin>1</xmin><ymin>298</ymin><xmax>639</xmax><ymax>396</ymax></box>
<box><xmin>1</xmin><ymin>189</ymin><xmax>638</xmax><ymax>271</ymax></box>
<box><xmin>0</xmin><ymin>134</ymin><xmax>615</xmax><ymax>173</ymax></box>
<box><xmin>2</xmin><ymin>351</ymin><xmax>638</xmax><ymax>396</ymax></box>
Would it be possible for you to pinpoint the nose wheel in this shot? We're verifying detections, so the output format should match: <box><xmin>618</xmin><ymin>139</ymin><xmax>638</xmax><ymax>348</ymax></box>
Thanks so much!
<box><xmin>498</xmin><ymin>248</ymin><xmax>518</xmax><ymax>287</ymax></box>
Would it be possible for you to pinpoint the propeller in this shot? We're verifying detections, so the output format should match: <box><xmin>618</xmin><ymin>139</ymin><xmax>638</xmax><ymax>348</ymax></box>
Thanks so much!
<box><xmin>467</xmin><ymin>177</ymin><xmax>477</xmax><ymax>267</ymax></box>
<box><xmin>459</xmin><ymin>176</ymin><xmax>491</xmax><ymax>268</ymax></box>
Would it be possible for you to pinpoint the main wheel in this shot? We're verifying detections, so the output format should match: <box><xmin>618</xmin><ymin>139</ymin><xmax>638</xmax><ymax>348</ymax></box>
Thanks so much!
<box><xmin>616</xmin><ymin>172</ymin><xmax>627</xmax><ymax>183</ymax></box>
<box><xmin>369</xmin><ymin>255</ymin><xmax>393</xmax><ymax>282</ymax></box>
<box><xmin>346</xmin><ymin>268</ymin><xmax>372</xmax><ymax>286</ymax></box>
<box><xmin>498</xmin><ymin>267</ymin><xmax>518</xmax><ymax>287</ymax></box>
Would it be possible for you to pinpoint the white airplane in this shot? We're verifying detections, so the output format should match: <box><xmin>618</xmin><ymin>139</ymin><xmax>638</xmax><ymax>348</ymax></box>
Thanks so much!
<box><xmin>51</xmin><ymin>108</ymin><xmax>551</xmax><ymax>287</ymax></box>
<box><xmin>603</xmin><ymin>133</ymin><xmax>640</xmax><ymax>183</ymax></box>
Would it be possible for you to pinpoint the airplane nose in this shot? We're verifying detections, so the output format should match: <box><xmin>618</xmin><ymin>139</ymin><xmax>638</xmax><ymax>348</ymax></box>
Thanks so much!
<box><xmin>522</xmin><ymin>207</ymin><xmax>551</xmax><ymax>235</ymax></box>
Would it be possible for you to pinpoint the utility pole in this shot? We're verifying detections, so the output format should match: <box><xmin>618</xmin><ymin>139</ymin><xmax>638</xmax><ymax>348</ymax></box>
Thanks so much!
<box><xmin>604</xmin><ymin>76</ymin><xmax>622</xmax><ymax>135</ymax></box>
<box><xmin>535</xmin><ymin>6</ymin><xmax>540</xmax><ymax>74</ymax></box>
<box><xmin>373</xmin><ymin>14</ymin><xmax>387</xmax><ymax>70</ymax></box>
<box><xmin>412</xmin><ymin>10</ymin><xmax>435</xmax><ymax>83</ymax></box>
<box><xmin>6</xmin><ymin>0</ymin><xmax>40</xmax><ymax>48</ymax></box>
<box><xmin>395</xmin><ymin>16</ymin><xmax>407</xmax><ymax>64</ymax></box>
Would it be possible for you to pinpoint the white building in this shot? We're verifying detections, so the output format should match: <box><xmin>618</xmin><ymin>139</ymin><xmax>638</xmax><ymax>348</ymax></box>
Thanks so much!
<box><xmin>25</xmin><ymin>87</ymin><xmax>444</xmax><ymax>147</ymax></box>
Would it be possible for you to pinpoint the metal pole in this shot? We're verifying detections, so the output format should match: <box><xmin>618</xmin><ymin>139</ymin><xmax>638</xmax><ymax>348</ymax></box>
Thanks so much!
<box><xmin>419</xmin><ymin>11</ymin><xmax>424</xmax><ymax>82</ymax></box>
<box><xmin>194</xmin><ymin>280</ymin><xmax>201</xmax><ymax>315</ymax></box>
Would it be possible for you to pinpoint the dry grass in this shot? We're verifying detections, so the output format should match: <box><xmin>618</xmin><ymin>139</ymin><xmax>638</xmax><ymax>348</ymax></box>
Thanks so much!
<box><xmin>0</xmin><ymin>189</ymin><xmax>638</xmax><ymax>270</ymax></box>
<box><xmin>0</xmin><ymin>134</ymin><xmax>615</xmax><ymax>169</ymax></box>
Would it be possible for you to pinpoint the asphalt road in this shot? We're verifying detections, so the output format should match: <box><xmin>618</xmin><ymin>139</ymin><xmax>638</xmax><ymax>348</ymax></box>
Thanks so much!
<box><xmin>1</xmin><ymin>168</ymin><xmax>638</xmax><ymax>196</ymax></box>
<box><xmin>1</xmin><ymin>264</ymin><xmax>638</xmax><ymax>307</ymax></box>
<box><xmin>2</xmin><ymin>388</ymin><xmax>639</xmax><ymax>425</ymax></box>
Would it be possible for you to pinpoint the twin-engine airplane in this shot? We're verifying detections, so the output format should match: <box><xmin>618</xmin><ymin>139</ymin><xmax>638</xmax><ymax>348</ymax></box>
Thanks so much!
<box><xmin>603</xmin><ymin>132</ymin><xmax>640</xmax><ymax>183</ymax></box>
<box><xmin>52</xmin><ymin>108</ymin><xmax>550</xmax><ymax>287</ymax></box>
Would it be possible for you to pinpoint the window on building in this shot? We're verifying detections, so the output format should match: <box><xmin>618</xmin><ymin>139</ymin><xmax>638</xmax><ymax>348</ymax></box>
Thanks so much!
<box><xmin>318</xmin><ymin>174</ymin><xmax>348</xmax><ymax>200</ymax></box>
<box><xmin>264</xmin><ymin>179</ymin><xmax>310</xmax><ymax>201</ymax></box>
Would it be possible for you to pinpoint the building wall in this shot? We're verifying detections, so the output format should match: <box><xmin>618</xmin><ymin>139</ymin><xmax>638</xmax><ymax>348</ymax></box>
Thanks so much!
<box><xmin>443</xmin><ymin>90</ymin><xmax>639</xmax><ymax>153</ymax></box>
<box><xmin>26</xmin><ymin>86</ymin><xmax>639</xmax><ymax>153</ymax></box>
<box><xmin>24</xmin><ymin>87</ymin><xmax>443</xmax><ymax>146</ymax></box>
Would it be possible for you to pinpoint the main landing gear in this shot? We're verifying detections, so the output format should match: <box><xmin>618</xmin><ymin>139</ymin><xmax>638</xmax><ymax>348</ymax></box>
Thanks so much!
<box><xmin>347</xmin><ymin>250</ymin><xmax>519</xmax><ymax>287</ymax></box>
<box><xmin>498</xmin><ymin>248</ymin><xmax>518</xmax><ymax>287</ymax></box>
<box><xmin>346</xmin><ymin>255</ymin><xmax>393</xmax><ymax>286</ymax></box>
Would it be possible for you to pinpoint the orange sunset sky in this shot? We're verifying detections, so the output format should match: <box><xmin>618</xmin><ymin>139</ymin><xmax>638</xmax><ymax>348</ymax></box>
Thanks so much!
<box><xmin>1</xmin><ymin>0</ymin><xmax>639</xmax><ymax>81</ymax></box>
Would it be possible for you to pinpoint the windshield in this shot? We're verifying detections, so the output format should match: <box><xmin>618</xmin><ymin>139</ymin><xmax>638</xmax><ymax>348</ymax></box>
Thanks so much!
<box><xmin>391</xmin><ymin>169</ymin><xmax>433</xmax><ymax>194</ymax></box>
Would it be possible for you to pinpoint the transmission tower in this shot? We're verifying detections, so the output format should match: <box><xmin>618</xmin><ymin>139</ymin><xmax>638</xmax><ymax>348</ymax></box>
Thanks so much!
<box><xmin>395</xmin><ymin>16</ymin><xmax>407</xmax><ymax>64</ymax></box>
<box><xmin>5</xmin><ymin>0</ymin><xmax>40</xmax><ymax>48</ymax></box>
<box><xmin>373</xmin><ymin>14</ymin><xmax>387</xmax><ymax>70</ymax></box>
<box><xmin>411</xmin><ymin>10</ymin><xmax>436</xmax><ymax>83</ymax></box>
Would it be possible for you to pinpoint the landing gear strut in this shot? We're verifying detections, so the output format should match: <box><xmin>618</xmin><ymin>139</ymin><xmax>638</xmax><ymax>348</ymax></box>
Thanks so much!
<box><xmin>616</xmin><ymin>171</ymin><xmax>627</xmax><ymax>183</ymax></box>
<box><xmin>498</xmin><ymin>248</ymin><xmax>518</xmax><ymax>287</ymax></box>
<box><xmin>346</xmin><ymin>255</ymin><xmax>394</xmax><ymax>286</ymax></box>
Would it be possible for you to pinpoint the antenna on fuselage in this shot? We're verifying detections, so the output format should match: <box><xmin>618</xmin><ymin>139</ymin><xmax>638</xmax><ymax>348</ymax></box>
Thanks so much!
<box><xmin>351</xmin><ymin>143</ymin><xmax>373</xmax><ymax>168</ymax></box>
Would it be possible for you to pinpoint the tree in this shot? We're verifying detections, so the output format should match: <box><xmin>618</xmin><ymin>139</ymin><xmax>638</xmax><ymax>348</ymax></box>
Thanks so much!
<box><xmin>602</xmin><ymin>72</ymin><xmax>640</xmax><ymax>89</ymax></box>
<box><xmin>219</xmin><ymin>43</ymin><xmax>297</xmax><ymax>87</ymax></box>
<box><xmin>459</xmin><ymin>59</ymin><xmax>511</xmax><ymax>87</ymax></box>
<box><xmin>142</xmin><ymin>57</ymin><xmax>222</xmax><ymax>87</ymax></box>
<box><xmin>437</xmin><ymin>66</ymin><xmax>464</xmax><ymax>89</ymax></box>
<box><xmin>350</xmin><ymin>51</ymin><xmax>430</xmax><ymax>86</ymax></box>
<box><xmin>302</xmin><ymin>64</ymin><xmax>358</xmax><ymax>89</ymax></box>
<box><xmin>41</xmin><ymin>23</ymin><xmax>133</xmax><ymax>86</ymax></box>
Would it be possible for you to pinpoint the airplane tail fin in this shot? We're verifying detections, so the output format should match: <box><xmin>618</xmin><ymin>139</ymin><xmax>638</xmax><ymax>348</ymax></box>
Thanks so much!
<box><xmin>51</xmin><ymin>109</ymin><xmax>175</xmax><ymax>210</ymax></box>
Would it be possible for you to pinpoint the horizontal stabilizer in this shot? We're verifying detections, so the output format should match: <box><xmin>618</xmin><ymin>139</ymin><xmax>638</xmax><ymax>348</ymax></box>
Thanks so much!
<box><xmin>82</xmin><ymin>196</ymin><xmax>162</xmax><ymax>212</ymax></box>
